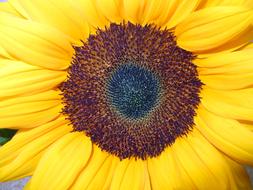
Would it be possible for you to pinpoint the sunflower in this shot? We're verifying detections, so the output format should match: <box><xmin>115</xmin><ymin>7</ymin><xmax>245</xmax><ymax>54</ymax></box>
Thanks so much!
<box><xmin>1</xmin><ymin>0</ymin><xmax>253</xmax><ymax>189</ymax></box>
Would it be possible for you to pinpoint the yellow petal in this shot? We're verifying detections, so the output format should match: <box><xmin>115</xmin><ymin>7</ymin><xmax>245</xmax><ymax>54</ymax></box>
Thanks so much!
<box><xmin>30</xmin><ymin>132</ymin><xmax>92</xmax><ymax>190</ymax></box>
<box><xmin>0</xmin><ymin>44</ymin><xmax>13</xmax><ymax>59</ymax></box>
<box><xmin>0</xmin><ymin>117</ymin><xmax>71</xmax><ymax>181</ymax></box>
<box><xmin>0</xmin><ymin>13</ymin><xmax>73</xmax><ymax>70</ymax></box>
<box><xmin>200</xmin><ymin>87</ymin><xmax>253</xmax><ymax>120</ymax></box>
<box><xmin>194</xmin><ymin>27</ymin><xmax>253</xmax><ymax>57</ymax></box>
<box><xmin>8</xmin><ymin>0</ymin><xmax>89</xmax><ymax>41</ymax></box>
<box><xmin>122</xmin><ymin>0</ymin><xmax>144</xmax><ymax>24</ymax></box>
<box><xmin>70</xmin><ymin>145</ymin><xmax>109</xmax><ymax>190</ymax></box>
<box><xmin>225</xmin><ymin>156</ymin><xmax>252</xmax><ymax>190</ymax></box>
<box><xmin>172</xmin><ymin>131</ymin><xmax>228</xmax><ymax>189</ymax></box>
<box><xmin>119</xmin><ymin>159</ymin><xmax>146</xmax><ymax>190</ymax></box>
<box><xmin>105</xmin><ymin>158</ymin><xmax>129</xmax><ymax>190</ymax></box>
<box><xmin>0</xmin><ymin>1</ymin><xmax>22</xmax><ymax>17</ymax></box>
<box><xmin>0</xmin><ymin>91</ymin><xmax>63</xmax><ymax>129</ymax></box>
<box><xmin>240</xmin><ymin>42</ymin><xmax>253</xmax><ymax>50</ymax></box>
<box><xmin>85</xmin><ymin>156</ymin><xmax>118</xmax><ymax>190</ymax></box>
<box><xmin>195</xmin><ymin>49</ymin><xmax>253</xmax><ymax>70</ymax></box>
<box><xmin>0</xmin><ymin>105</ymin><xmax>62</xmax><ymax>129</ymax></box>
<box><xmin>73</xmin><ymin>0</ymin><xmax>109</xmax><ymax>30</ymax></box>
<box><xmin>148</xmin><ymin>148</ymin><xmax>185</xmax><ymax>190</ymax></box>
<box><xmin>240</xmin><ymin>120</ymin><xmax>253</xmax><ymax>131</ymax></box>
<box><xmin>200</xmin><ymin>0</ymin><xmax>253</xmax><ymax>9</ymax></box>
<box><xmin>95</xmin><ymin>0</ymin><xmax>121</xmax><ymax>23</ymax></box>
<box><xmin>165</xmin><ymin>0</ymin><xmax>201</xmax><ymax>29</ymax></box>
<box><xmin>0</xmin><ymin>152</ymin><xmax>42</xmax><ymax>182</ymax></box>
<box><xmin>139</xmin><ymin>0</ymin><xmax>164</xmax><ymax>25</ymax></box>
<box><xmin>0</xmin><ymin>59</ymin><xmax>66</xmax><ymax>98</ymax></box>
<box><xmin>176</xmin><ymin>6</ymin><xmax>253</xmax><ymax>52</ymax></box>
<box><xmin>199</xmin><ymin>73</ymin><xmax>253</xmax><ymax>90</ymax></box>
<box><xmin>195</xmin><ymin>106</ymin><xmax>253</xmax><ymax>165</ymax></box>
<box><xmin>110</xmin><ymin>158</ymin><xmax>146</xmax><ymax>190</ymax></box>
<box><xmin>8</xmin><ymin>0</ymin><xmax>30</xmax><ymax>18</ymax></box>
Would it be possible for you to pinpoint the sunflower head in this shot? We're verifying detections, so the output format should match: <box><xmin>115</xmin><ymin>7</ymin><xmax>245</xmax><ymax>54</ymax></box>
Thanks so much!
<box><xmin>1</xmin><ymin>1</ymin><xmax>253</xmax><ymax>190</ymax></box>
<box><xmin>60</xmin><ymin>22</ymin><xmax>202</xmax><ymax>159</ymax></box>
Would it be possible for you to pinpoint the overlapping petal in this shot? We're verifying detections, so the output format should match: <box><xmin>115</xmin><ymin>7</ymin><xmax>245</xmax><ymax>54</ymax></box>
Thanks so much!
<box><xmin>0</xmin><ymin>117</ymin><xmax>71</xmax><ymax>181</ymax></box>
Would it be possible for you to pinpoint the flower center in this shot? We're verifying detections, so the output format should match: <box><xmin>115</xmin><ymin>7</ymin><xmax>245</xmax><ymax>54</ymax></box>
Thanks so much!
<box><xmin>60</xmin><ymin>22</ymin><xmax>202</xmax><ymax>159</ymax></box>
<box><xmin>107</xmin><ymin>63</ymin><xmax>161</xmax><ymax>120</ymax></box>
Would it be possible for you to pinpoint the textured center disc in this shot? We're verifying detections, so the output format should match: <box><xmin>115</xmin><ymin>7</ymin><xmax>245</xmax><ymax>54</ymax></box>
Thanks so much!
<box><xmin>60</xmin><ymin>22</ymin><xmax>203</xmax><ymax>159</ymax></box>
<box><xmin>107</xmin><ymin>64</ymin><xmax>160</xmax><ymax>119</ymax></box>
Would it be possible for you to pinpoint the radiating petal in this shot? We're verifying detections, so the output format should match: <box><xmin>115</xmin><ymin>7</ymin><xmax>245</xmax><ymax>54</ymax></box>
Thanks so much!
<box><xmin>0</xmin><ymin>13</ymin><xmax>73</xmax><ymax>70</ymax></box>
<box><xmin>84</xmin><ymin>156</ymin><xmax>119</xmax><ymax>190</ymax></box>
<box><xmin>0</xmin><ymin>59</ymin><xmax>66</xmax><ymax>98</ymax></box>
<box><xmin>117</xmin><ymin>159</ymin><xmax>146</xmax><ymax>190</ymax></box>
<box><xmin>176</xmin><ymin>6</ymin><xmax>253</xmax><ymax>52</ymax></box>
<box><xmin>9</xmin><ymin>0</ymin><xmax>89</xmax><ymax>42</ymax></box>
<box><xmin>200</xmin><ymin>74</ymin><xmax>253</xmax><ymax>90</ymax></box>
<box><xmin>194</xmin><ymin>27</ymin><xmax>253</xmax><ymax>57</ymax></box>
<box><xmin>122</xmin><ymin>0</ymin><xmax>145</xmax><ymax>24</ymax></box>
<box><xmin>110</xmin><ymin>159</ymin><xmax>146</xmax><ymax>190</ymax></box>
<box><xmin>165</xmin><ymin>0</ymin><xmax>201</xmax><ymax>29</ymax></box>
<box><xmin>30</xmin><ymin>132</ymin><xmax>92</xmax><ymax>190</ymax></box>
<box><xmin>0</xmin><ymin>1</ymin><xmax>22</xmax><ymax>17</ymax></box>
<box><xmin>195</xmin><ymin>49</ymin><xmax>253</xmax><ymax>70</ymax></box>
<box><xmin>0</xmin><ymin>117</ymin><xmax>71</xmax><ymax>181</ymax></box>
<box><xmin>172</xmin><ymin>129</ymin><xmax>250</xmax><ymax>189</ymax></box>
<box><xmin>72</xmin><ymin>0</ymin><xmax>109</xmax><ymax>30</ymax></box>
<box><xmin>95</xmin><ymin>0</ymin><xmax>121</xmax><ymax>23</ymax></box>
<box><xmin>0</xmin><ymin>91</ymin><xmax>63</xmax><ymax>129</ymax></box>
<box><xmin>139</xmin><ymin>0</ymin><xmax>164</xmax><ymax>25</ymax></box>
<box><xmin>200</xmin><ymin>0</ymin><xmax>253</xmax><ymax>9</ymax></box>
<box><xmin>225</xmin><ymin>156</ymin><xmax>252</xmax><ymax>190</ymax></box>
<box><xmin>148</xmin><ymin>147</ymin><xmax>193</xmax><ymax>189</ymax></box>
<box><xmin>195</xmin><ymin>106</ymin><xmax>253</xmax><ymax>165</ymax></box>
<box><xmin>172</xmin><ymin>130</ymin><xmax>230</xmax><ymax>189</ymax></box>
<box><xmin>200</xmin><ymin>87</ymin><xmax>253</xmax><ymax>120</ymax></box>
<box><xmin>70</xmin><ymin>145</ymin><xmax>109</xmax><ymax>190</ymax></box>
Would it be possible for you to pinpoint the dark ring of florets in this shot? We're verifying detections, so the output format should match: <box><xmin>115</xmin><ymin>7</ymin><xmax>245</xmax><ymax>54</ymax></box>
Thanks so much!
<box><xmin>60</xmin><ymin>22</ymin><xmax>202</xmax><ymax>159</ymax></box>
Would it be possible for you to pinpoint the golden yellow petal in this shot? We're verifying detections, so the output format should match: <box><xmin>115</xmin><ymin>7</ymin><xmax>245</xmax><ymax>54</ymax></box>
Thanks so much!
<box><xmin>225</xmin><ymin>156</ymin><xmax>252</xmax><ymax>190</ymax></box>
<box><xmin>200</xmin><ymin>0</ymin><xmax>253</xmax><ymax>9</ymax></box>
<box><xmin>193</xmin><ymin>27</ymin><xmax>253</xmax><ymax>57</ymax></box>
<box><xmin>30</xmin><ymin>132</ymin><xmax>92</xmax><ymax>190</ymax></box>
<box><xmin>0</xmin><ymin>60</ymin><xmax>66</xmax><ymax>98</ymax></box>
<box><xmin>176</xmin><ymin>6</ymin><xmax>253</xmax><ymax>52</ymax></box>
<box><xmin>200</xmin><ymin>87</ymin><xmax>253</xmax><ymax>120</ymax></box>
<box><xmin>0</xmin><ymin>117</ymin><xmax>71</xmax><ymax>181</ymax></box>
<box><xmin>138</xmin><ymin>0</ymin><xmax>164</xmax><ymax>25</ymax></box>
<box><xmin>121</xmin><ymin>0</ymin><xmax>144</xmax><ymax>24</ymax></box>
<box><xmin>172</xmin><ymin>131</ymin><xmax>226</xmax><ymax>189</ymax></box>
<box><xmin>95</xmin><ymin>0</ymin><xmax>121</xmax><ymax>23</ymax></box>
<box><xmin>199</xmin><ymin>72</ymin><xmax>253</xmax><ymax>90</ymax></box>
<box><xmin>100</xmin><ymin>156</ymin><xmax>121</xmax><ymax>190</ymax></box>
<box><xmin>8</xmin><ymin>0</ymin><xmax>89</xmax><ymax>42</ymax></box>
<box><xmin>152</xmin><ymin>0</ymin><xmax>178</xmax><ymax>26</ymax></box>
<box><xmin>84</xmin><ymin>156</ymin><xmax>118</xmax><ymax>190</ymax></box>
<box><xmin>0</xmin><ymin>1</ymin><xmax>22</xmax><ymax>17</ymax></box>
<box><xmin>119</xmin><ymin>159</ymin><xmax>146</xmax><ymax>190</ymax></box>
<box><xmin>148</xmin><ymin>148</ymin><xmax>181</xmax><ymax>190</ymax></box>
<box><xmin>73</xmin><ymin>0</ymin><xmax>109</xmax><ymax>30</ymax></box>
<box><xmin>195</xmin><ymin>49</ymin><xmax>253</xmax><ymax>69</ymax></box>
<box><xmin>108</xmin><ymin>159</ymin><xmax>130</xmax><ymax>190</ymax></box>
<box><xmin>0</xmin><ymin>104</ymin><xmax>62</xmax><ymax>129</ymax></box>
<box><xmin>165</xmin><ymin>0</ymin><xmax>201</xmax><ymax>29</ymax></box>
<box><xmin>70</xmin><ymin>145</ymin><xmax>109</xmax><ymax>190</ymax></box>
<box><xmin>0</xmin><ymin>91</ymin><xmax>63</xmax><ymax>129</ymax></box>
<box><xmin>8</xmin><ymin>0</ymin><xmax>30</xmax><ymax>18</ymax></box>
<box><xmin>0</xmin><ymin>13</ymin><xmax>73</xmax><ymax>70</ymax></box>
<box><xmin>195</xmin><ymin>106</ymin><xmax>253</xmax><ymax>165</ymax></box>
